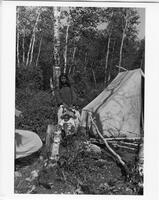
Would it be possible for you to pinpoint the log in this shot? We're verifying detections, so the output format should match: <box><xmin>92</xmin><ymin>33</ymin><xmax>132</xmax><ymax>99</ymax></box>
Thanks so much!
<box><xmin>90</xmin><ymin>115</ymin><xmax>128</xmax><ymax>174</ymax></box>
<box><xmin>106</xmin><ymin>137</ymin><xmax>140</xmax><ymax>142</ymax></box>
<box><xmin>46</xmin><ymin>124</ymin><xmax>54</xmax><ymax>153</ymax></box>
<box><xmin>111</xmin><ymin>143</ymin><xmax>136</xmax><ymax>151</ymax></box>
<box><xmin>118</xmin><ymin>141</ymin><xmax>138</xmax><ymax>147</ymax></box>
<box><xmin>90</xmin><ymin>137</ymin><xmax>140</xmax><ymax>146</ymax></box>
<box><xmin>90</xmin><ymin>139</ymin><xmax>137</xmax><ymax>152</ymax></box>
<box><xmin>46</xmin><ymin>124</ymin><xmax>61</xmax><ymax>161</ymax></box>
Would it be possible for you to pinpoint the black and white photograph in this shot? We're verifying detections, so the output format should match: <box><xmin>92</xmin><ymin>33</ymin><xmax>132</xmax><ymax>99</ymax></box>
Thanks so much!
<box><xmin>2</xmin><ymin>0</ymin><xmax>159</xmax><ymax>199</ymax></box>
<box><xmin>14</xmin><ymin>4</ymin><xmax>145</xmax><ymax>195</ymax></box>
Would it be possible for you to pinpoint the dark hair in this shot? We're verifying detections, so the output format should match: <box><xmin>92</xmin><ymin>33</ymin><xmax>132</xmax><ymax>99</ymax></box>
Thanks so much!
<box><xmin>59</xmin><ymin>73</ymin><xmax>71</xmax><ymax>89</ymax></box>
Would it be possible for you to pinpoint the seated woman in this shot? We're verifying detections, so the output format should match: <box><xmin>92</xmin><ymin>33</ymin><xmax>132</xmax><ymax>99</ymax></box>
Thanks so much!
<box><xmin>56</xmin><ymin>74</ymin><xmax>80</xmax><ymax>134</ymax></box>
<box><xmin>55</xmin><ymin>73</ymin><xmax>76</xmax><ymax>108</ymax></box>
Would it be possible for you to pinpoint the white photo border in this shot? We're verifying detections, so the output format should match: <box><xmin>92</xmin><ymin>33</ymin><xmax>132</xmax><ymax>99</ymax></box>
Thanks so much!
<box><xmin>0</xmin><ymin>1</ymin><xmax>159</xmax><ymax>200</ymax></box>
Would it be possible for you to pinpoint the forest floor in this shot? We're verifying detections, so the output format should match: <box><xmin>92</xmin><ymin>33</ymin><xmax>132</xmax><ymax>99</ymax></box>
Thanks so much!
<box><xmin>15</xmin><ymin>89</ymin><xmax>143</xmax><ymax>195</ymax></box>
<box><xmin>15</xmin><ymin>133</ymin><xmax>142</xmax><ymax>195</ymax></box>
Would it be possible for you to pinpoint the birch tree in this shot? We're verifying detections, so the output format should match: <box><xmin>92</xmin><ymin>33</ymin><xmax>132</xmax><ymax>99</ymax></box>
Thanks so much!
<box><xmin>104</xmin><ymin>33</ymin><xmax>111</xmax><ymax>85</ymax></box>
<box><xmin>26</xmin><ymin>36</ymin><xmax>33</xmax><ymax>66</ymax></box>
<box><xmin>29</xmin><ymin>9</ymin><xmax>41</xmax><ymax>65</ymax></box>
<box><xmin>16</xmin><ymin>7</ymin><xmax>20</xmax><ymax>67</ymax></box>
<box><xmin>53</xmin><ymin>7</ymin><xmax>61</xmax><ymax>89</ymax></box>
<box><xmin>36</xmin><ymin>36</ymin><xmax>43</xmax><ymax>67</ymax></box>
<box><xmin>63</xmin><ymin>8</ymin><xmax>71</xmax><ymax>74</ymax></box>
<box><xmin>22</xmin><ymin>26</ymin><xmax>25</xmax><ymax>64</ymax></box>
<box><xmin>118</xmin><ymin>8</ymin><xmax>139</xmax><ymax>72</ymax></box>
<box><xmin>118</xmin><ymin>9</ymin><xmax>129</xmax><ymax>71</ymax></box>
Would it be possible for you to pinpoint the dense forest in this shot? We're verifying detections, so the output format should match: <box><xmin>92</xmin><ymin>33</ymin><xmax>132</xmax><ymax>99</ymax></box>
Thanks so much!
<box><xmin>16</xmin><ymin>6</ymin><xmax>144</xmax><ymax>91</ymax></box>
<box><xmin>15</xmin><ymin>6</ymin><xmax>144</xmax><ymax>194</ymax></box>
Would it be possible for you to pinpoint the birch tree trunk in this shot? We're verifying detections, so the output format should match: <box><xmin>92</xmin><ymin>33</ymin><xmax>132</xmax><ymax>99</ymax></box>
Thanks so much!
<box><xmin>29</xmin><ymin>10</ymin><xmax>41</xmax><ymax>65</ymax></box>
<box><xmin>26</xmin><ymin>9</ymin><xmax>41</xmax><ymax>66</ymax></box>
<box><xmin>22</xmin><ymin>27</ymin><xmax>25</xmax><ymax>64</ymax></box>
<box><xmin>104</xmin><ymin>33</ymin><xmax>111</xmax><ymax>85</ymax></box>
<box><xmin>68</xmin><ymin>47</ymin><xmax>77</xmax><ymax>75</ymax></box>
<box><xmin>92</xmin><ymin>67</ymin><xmax>97</xmax><ymax>89</ymax></box>
<box><xmin>72</xmin><ymin>47</ymin><xmax>77</xmax><ymax>63</ymax></box>
<box><xmin>29</xmin><ymin>34</ymin><xmax>35</xmax><ymax>65</ymax></box>
<box><xmin>53</xmin><ymin>7</ymin><xmax>61</xmax><ymax>89</ymax></box>
<box><xmin>63</xmin><ymin>24</ymin><xmax>69</xmax><ymax>74</ymax></box>
<box><xmin>16</xmin><ymin>31</ymin><xmax>20</xmax><ymax>68</ymax></box>
<box><xmin>118</xmin><ymin>12</ymin><xmax>128</xmax><ymax>72</ymax></box>
<box><xmin>69</xmin><ymin>35</ymin><xmax>80</xmax><ymax>75</ymax></box>
<box><xmin>16</xmin><ymin>8</ymin><xmax>20</xmax><ymax>68</ymax></box>
<box><xmin>36</xmin><ymin>36</ymin><xmax>43</xmax><ymax>67</ymax></box>
<box><xmin>84</xmin><ymin>51</ymin><xmax>87</xmax><ymax>73</ymax></box>
<box><xmin>108</xmin><ymin>40</ymin><xmax>116</xmax><ymax>82</ymax></box>
<box><xmin>26</xmin><ymin>36</ymin><xmax>33</xmax><ymax>66</ymax></box>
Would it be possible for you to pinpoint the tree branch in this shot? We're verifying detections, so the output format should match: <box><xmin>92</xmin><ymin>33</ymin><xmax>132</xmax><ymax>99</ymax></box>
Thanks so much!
<box><xmin>90</xmin><ymin>114</ymin><xmax>128</xmax><ymax>174</ymax></box>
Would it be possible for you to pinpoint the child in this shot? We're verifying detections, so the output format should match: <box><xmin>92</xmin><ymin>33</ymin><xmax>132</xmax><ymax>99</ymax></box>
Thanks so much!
<box><xmin>59</xmin><ymin>113</ymin><xmax>76</xmax><ymax>136</ymax></box>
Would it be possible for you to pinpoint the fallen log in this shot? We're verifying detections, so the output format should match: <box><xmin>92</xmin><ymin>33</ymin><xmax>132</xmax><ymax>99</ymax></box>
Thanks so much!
<box><xmin>118</xmin><ymin>141</ymin><xmax>138</xmax><ymax>147</ymax></box>
<box><xmin>106</xmin><ymin>137</ymin><xmax>140</xmax><ymax>142</ymax></box>
<box><xmin>90</xmin><ymin>137</ymin><xmax>140</xmax><ymax>146</ymax></box>
<box><xmin>111</xmin><ymin>143</ymin><xmax>136</xmax><ymax>151</ymax></box>
<box><xmin>90</xmin><ymin>115</ymin><xmax>129</xmax><ymax>175</ymax></box>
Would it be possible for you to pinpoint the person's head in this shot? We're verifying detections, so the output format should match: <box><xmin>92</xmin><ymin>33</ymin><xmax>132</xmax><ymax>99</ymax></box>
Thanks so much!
<box><xmin>62</xmin><ymin>114</ymin><xmax>70</xmax><ymax>122</ymax></box>
<box><xmin>59</xmin><ymin>73</ymin><xmax>70</xmax><ymax>89</ymax></box>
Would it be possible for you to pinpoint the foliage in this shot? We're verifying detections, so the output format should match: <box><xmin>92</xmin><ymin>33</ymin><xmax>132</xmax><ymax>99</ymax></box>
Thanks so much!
<box><xmin>15</xmin><ymin>129</ymin><xmax>142</xmax><ymax>194</ymax></box>
<box><xmin>16</xmin><ymin>6</ymin><xmax>144</xmax><ymax>92</ymax></box>
<box><xmin>15</xmin><ymin>89</ymin><xmax>57</xmax><ymax>140</ymax></box>
<box><xmin>16</xmin><ymin>64</ymin><xmax>43</xmax><ymax>90</ymax></box>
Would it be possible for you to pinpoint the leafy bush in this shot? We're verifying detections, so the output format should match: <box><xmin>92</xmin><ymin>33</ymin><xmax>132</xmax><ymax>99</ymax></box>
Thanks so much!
<box><xmin>16</xmin><ymin>64</ymin><xmax>43</xmax><ymax>90</ymax></box>
<box><xmin>15</xmin><ymin>89</ymin><xmax>57</xmax><ymax>140</ymax></box>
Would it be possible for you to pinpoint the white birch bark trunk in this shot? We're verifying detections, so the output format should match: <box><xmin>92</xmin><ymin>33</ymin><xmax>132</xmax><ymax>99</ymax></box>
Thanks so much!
<box><xmin>36</xmin><ymin>36</ymin><xmax>42</xmax><ymax>67</ymax></box>
<box><xmin>63</xmin><ymin>24</ymin><xmax>69</xmax><ymax>74</ymax></box>
<box><xmin>118</xmin><ymin>13</ymin><xmax>128</xmax><ymax>72</ymax></box>
<box><xmin>84</xmin><ymin>51</ymin><xmax>87</xmax><ymax>73</ymax></box>
<box><xmin>29</xmin><ymin>34</ymin><xmax>35</xmax><ymax>65</ymax></box>
<box><xmin>104</xmin><ymin>33</ymin><xmax>111</xmax><ymax>85</ymax></box>
<box><xmin>16</xmin><ymin>30</ymin><xmax>20</xmax><ymax>68</ymax></box>
<box><xmin>92</xmin><ymin>67</ymin><xmax>97</xmax><ymax>89</ymax></box>
<box><xmin>22</xmin><ymin>27</ymin><xmax>25</xmax><ymax>64</ymax></box>
<box><xmin>108</xmin><ymin>40</ymin><xmax>116</xmax><ymax>82</ymax></box>
<box><xmin>26</xmin><ymin>36</ymin><xmax>33</xmax><ymax>66</ymax></box>
<box><xmin>26</xmin><ymin>9</ymin><xmax>41</xmax><ymax>66</ymax></box>
<box><xmin>16</xmin><ymin>8</ymin><xmax>20</xmax><ymax>67</ymax></box>
<box><xmin>72</xmin><ymin>46</ymin><xmax>77</xmax><ymax>63</ymax></box>
<box><xmin>53</xmin><ymin>7</ymin><xmax>61</xmax><ymax>88</ymax></box>
<box><xmin>29</xmin><ymin>10</ymin><xmax>41</xmax><ymax>65</ymax></box>
<box><xmin>68</xmin><ymin>47</ymin><xmax>77</xmax><ymax>75</ymax></box>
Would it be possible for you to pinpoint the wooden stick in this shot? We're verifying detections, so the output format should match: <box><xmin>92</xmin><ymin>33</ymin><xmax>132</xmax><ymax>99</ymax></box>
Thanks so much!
<box><xmin>111</xmin><ymin>144</ymin><xmax>136</xmax><ymax>151</ymax></box>
<box><xmin>108</xmin><ymin>140</ymin><xmax>138</xmax><ymax>147</ymax></box>
<box><xmin>90</xmin><ymin>115</ymin><xmax>128</xmax><ymax>172</ymax></box>
<box><xmin>106</xmin><ymin>137</ymin><xmax>140</xmax><ymax>141</ymax></box>
<box><xmin>90</xmin><ymin>138</ymin><xmax>140</xmax><ymax>146</ymax></box>
<box><xmin>115</xmin><ymin>65</ymin><xmax>127</xmax><ymax>71</ymax></box>
<box><xmin>118</xmin><ymin>141</ymin><xmax>138</xmax><ymax>147</ymax></box>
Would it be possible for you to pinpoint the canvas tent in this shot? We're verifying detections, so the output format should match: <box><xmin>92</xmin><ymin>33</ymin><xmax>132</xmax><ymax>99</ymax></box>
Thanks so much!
<box><xmin>81</xmin><ymin>69</ymin><xmax>143</xmax><ymax>138</ymax></box>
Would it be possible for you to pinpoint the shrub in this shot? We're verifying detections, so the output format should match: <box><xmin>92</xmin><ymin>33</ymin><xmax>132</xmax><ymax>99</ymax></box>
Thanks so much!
<box><xmin>15</xmin><ymin>89</ymin><xmax>57</xmax><ymax>140</ymax></box>
<box><xmin>16</xmin><ymin>64</ymin><xmax>43</xmax><ymax>90</ymax></box>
